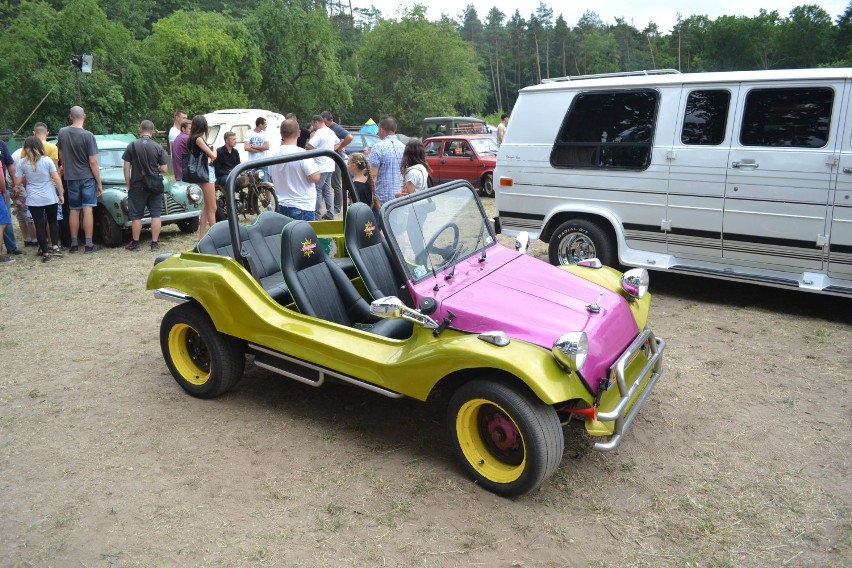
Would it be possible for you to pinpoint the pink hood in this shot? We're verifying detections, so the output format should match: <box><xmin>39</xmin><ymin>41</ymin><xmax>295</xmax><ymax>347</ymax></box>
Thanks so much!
<box><xmin>410</xmin><ymin>248</ymin><xmax>640</xmax><ymax>392</ymax></box>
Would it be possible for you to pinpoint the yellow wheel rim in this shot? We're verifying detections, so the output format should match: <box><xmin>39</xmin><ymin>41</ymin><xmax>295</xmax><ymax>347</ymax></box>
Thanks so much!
<box><xmin>168</xmin><ymin>323</ymin><xmax>212</xmax><ymax>386</ymax></box>
<box><xmin>456</xmin><ymin>398</ymin><xmax>526</xmax><ymax>484</ymax></box>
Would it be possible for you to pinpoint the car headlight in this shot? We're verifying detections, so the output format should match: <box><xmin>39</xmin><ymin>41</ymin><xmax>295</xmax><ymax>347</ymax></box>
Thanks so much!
<box><xmin>187</xmin><ymin>185</ymin><xmax>202</xmax><ymax>203</ymax></box>
<box><xmin>552</xmin><ymin>331</ymin><xmax>588</xmax><ymax>372</ymax></box>
<box><xmin>622</xmin><ymin>268</ymin><xmax>649</xmax><ymax>300</ymax></box>
<box><xmin>120</xmin><ymin>198</ymin><xmax>129</xmax><ymax>215</ymax></box>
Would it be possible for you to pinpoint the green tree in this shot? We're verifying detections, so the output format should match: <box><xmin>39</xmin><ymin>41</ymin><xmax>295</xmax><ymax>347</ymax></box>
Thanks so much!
<box><xmin>247</xmin><ymin>0</ymin><xmax>351</xmax><ymax>121</ymax></box>
<box><xmin>139</xmin><ymin>10</ymin><xmax>261</xmax><ymax>126</ymax></box>
<box><xmin>777</xmin><ymin>4</ymin><xmax>837</xmax><ymax>68</ymax></box>
<box><xmin>351</xmin><ymin>5</ymin><xmax>484</xmax><ymax>132</ymax></box>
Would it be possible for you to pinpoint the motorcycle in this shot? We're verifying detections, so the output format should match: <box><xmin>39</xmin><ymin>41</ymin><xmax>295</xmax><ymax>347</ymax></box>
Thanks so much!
<box><xmin>215</xmin><ymin>168</ymin><xmax>278</xmax><ymax>221</ymax></box>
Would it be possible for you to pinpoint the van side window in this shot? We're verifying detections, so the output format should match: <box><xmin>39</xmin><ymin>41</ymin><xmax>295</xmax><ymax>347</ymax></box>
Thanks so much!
<box><xmin>740</xmin><ymin>88</ymin><xmax>834</xmax><ymax>148</ymax></box>
<box><xmin>681</xmin><ymin>90</ymin><xmax>730</xmax><ymax>145</ymax></box>
<box><xmin>551</xmin><ymin>90</ymin><xmax>658</xmax><ymax>170</ymax></box>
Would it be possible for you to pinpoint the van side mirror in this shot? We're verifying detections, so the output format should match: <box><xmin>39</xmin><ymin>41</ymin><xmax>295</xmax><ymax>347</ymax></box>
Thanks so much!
<box><xmin>370</xmin><ymin>297</ymin><xmax>439</xmax><ymax>329</ymax></box>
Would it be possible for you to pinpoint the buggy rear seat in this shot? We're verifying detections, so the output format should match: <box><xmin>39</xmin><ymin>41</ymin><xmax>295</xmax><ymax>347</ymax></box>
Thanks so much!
<box><xmin>195</xmin><ymin>212</ymin><xmax>354</xmax><ymax>304</ymax></box>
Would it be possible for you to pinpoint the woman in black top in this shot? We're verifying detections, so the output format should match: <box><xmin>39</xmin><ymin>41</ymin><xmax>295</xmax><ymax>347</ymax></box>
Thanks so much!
<box><xmin>189</xmin><ymin>115</ymin><xmax>217</xmax><ymax>238</ymax></box>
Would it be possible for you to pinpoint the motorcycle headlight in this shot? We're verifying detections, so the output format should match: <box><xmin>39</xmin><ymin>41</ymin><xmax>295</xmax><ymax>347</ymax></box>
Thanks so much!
<box><xmin>187</xmin><ymin>185</ymin><xmax>202</xmax><ymax>203</ymax></box>
<box><xmin>552</xmin><ymin>331</ymin><xmax>588</xmax><ymax>373</ymax></box>
<box><xmin>256</xmin><ymin>170</ymin><xmax>265</xmax><ymax>181</ymax></box>
<box><xmin>622</xmin><ymin>268</ymin><xmax>649</xmax><ymax>300</ymax></box>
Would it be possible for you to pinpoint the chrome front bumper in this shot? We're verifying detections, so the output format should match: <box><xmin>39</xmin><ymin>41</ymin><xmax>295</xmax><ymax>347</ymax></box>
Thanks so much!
<box><xmin>593</xmin><ymin>328</ymin><xmax>666</xmax><ymax>452</ymax></box>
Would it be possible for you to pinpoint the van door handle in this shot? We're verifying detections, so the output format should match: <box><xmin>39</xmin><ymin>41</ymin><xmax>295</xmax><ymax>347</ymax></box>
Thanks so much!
<box><xmin>732</xmin><ymin>160</ymin><xmax>759</xmax><ymax>169</ymax></box>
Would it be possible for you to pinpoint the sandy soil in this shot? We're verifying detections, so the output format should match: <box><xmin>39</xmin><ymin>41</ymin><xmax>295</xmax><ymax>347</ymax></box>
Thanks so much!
<box><xmin>0</xmin><ymin>205</ymin><xmax>849</xmax><ymax>567</ymax></box>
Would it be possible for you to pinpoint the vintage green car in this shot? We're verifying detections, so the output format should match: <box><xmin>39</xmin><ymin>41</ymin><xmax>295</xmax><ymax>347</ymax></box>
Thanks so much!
<box><xmin>96</xmin><ymin>137</ymin><xmax>203</xmax><ymax>247</ymax></box>
<box><xmin>147</xmin><ymin>151</ymin><xmax>666</xmax><ymax>497</ymax></box>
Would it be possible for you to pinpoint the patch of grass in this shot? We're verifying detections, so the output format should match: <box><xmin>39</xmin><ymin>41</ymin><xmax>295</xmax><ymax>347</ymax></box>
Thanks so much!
<box><xmin>374</xmin><ymin>498</ymin><xmax>412</xmax><ymax>528</ymax></box>
<box><xmin>460</xmin><ymin>528</ymin><xmax>496</xmax><ymax>550</ymax></box>
<box><xmin>318</xmin><ymin>502</ymin><xmax>347</xmax><ymax>532</ymax></box>
<box><xmin>805</xmin><ymin>328</ymin><xmax>831</xmax><ymax>343</ymax></box>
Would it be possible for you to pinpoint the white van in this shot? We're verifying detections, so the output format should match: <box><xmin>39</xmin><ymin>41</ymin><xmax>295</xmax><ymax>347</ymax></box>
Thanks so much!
<box><xmin>203</xmin><ymin>109</ymin><xmax>285</xmax><ymax>163</ymax></box>
<box><xmin>495</xmin><ymin>68</ymin><xmax>852</xmax><ymax>297</ymax></box>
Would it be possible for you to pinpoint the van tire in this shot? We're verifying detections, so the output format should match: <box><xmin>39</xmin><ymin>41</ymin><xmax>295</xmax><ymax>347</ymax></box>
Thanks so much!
<box><xmin>548</xmin><ymin>220</ymin><xmax>615</xmax><ymax>267</ymax></box>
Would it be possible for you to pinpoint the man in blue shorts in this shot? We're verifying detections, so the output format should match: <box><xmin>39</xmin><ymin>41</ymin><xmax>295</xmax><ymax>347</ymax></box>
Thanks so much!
<box><xmin>57</xmin><ymin>106</ymin><xmax>102</xmax><ymax>253</ymax></box>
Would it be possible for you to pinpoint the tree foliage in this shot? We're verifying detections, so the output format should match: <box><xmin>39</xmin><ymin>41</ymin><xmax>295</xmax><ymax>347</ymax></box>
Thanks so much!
<box><xmin>351</xmin><ymin>6</ymin><xmax>484</xmax><ymax>131</ymax></box>
<box><xmin>0</xmin><ymin>1</ymin><xmax>850</xmax><ymax>136</ymax></box>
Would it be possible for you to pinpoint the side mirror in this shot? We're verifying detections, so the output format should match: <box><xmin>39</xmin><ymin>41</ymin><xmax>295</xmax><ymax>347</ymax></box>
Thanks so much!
<box><xmin>514</xmin><ymin>231</ymin><xmax>529</xmax><ymax>254</ymax></box>
<box><xmin>371</xmin><ymin>296</ymin><xmax>439</xmax><ymax>329</ymax></box>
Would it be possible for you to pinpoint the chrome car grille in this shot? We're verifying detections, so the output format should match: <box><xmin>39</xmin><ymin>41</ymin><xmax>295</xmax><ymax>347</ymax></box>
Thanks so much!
<box><xmin>143</xmin><ymin>193</ymin><xmax>186</xmax><ymax>217</ymax></box>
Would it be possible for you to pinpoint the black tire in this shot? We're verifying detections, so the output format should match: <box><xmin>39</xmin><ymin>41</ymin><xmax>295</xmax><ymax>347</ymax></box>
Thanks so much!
<box><xmin>479</xmin><ymin>173</ymin><xmax>494</xmax><ymax>198</ymax></box>
<box><xmin>548</xmin><ymin>219</ymin><xmax>615</xmax><ymax>267</ymax></box>
<box><xmin>160</xmin><ymin>303</ymin><xmax>245</xmax><ymax>399</ymax></box>
<box><xmin>98</xmin><ymin>205</ymin><xmax>124</xmax><ymax>248</ymax></box>
<box><xmin>215</xmin><ymin>186</ymin><xmax>229</xmax><ymax>221</ymax></box>
<box><xmin>250</xmin><ymin>186</ymin><xmax>278</xmax><ymax>215</ymax></box>
<box><xmin>177</xmin><ymin>217</ymin><xmax>200</xmax><ymax>233</ymax></box>
<box><xmin>447</xmin><ymin>379</ymin><xmax>563</xmax><ymax>497</ymax></box>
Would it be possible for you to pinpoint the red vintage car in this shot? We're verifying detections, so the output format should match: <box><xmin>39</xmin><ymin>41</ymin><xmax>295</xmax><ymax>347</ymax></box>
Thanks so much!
<box><xmin>423</xmin><ymin>135</ymin><xmax>498</xmax><ymax>197</ymax></box>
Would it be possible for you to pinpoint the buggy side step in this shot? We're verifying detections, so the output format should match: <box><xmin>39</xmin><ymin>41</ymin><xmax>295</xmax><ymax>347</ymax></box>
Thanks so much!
<box><xmin>248</xmin><ymin>344</ymin><xmax>405</xmax><ymax>399</ymax></box>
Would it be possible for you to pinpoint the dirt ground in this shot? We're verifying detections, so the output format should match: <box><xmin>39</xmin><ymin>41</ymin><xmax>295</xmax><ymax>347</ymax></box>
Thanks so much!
<box><xmin>0</xmin><ymin>201</ymin><xmax>850</xmax><ymax>567</ymax></box>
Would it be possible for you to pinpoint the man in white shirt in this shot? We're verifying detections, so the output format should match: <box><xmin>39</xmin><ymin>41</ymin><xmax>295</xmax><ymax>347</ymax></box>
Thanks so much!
<box><xmin>245</xmin><ymin>117</ymin><xmax>270</xmax><ymax>162</ymax></box>
<box><xmin>306</xmin><ymin>115</ymin><xmax>339</xmax><ymax>220</ymax></box>
<box><xmin>497</xmin><ymin>113</ymin><xmax>509</xmax><ymax>144</ymax></box>
<box><xmin>269</xmin><ymin>118</ymin><xmax>321</xmax><ymax>221</ymax></box>
<box><xmin>168</xmin><ymin>110</ymin><xmax>187</xmax><ymax>155</ymax></box>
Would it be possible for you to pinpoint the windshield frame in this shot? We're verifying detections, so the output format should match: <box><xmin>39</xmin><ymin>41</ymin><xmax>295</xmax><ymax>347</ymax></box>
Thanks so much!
<box><xmin>380</xmin><ymin>181</ymin><xmax>497</xmax><ymax>284</ymax></box>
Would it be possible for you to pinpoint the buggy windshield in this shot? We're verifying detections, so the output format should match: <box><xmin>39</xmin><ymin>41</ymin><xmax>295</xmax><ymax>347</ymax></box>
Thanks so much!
<box><xmin>383</xmin><ymin>183</ymin><xmax>495</xmax><ymax>282</ymax></box>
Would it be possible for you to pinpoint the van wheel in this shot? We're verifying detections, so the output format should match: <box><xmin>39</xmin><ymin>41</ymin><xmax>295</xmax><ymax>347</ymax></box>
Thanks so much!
<box><xmin>548</xmin><ymin>220</ymin><xmax>614</xmax><ymax>267</ymax></box>
<box><xmin>479</xmin><ymin>174</ymin><xmax>494</xmax><ymax>198</ymax></box>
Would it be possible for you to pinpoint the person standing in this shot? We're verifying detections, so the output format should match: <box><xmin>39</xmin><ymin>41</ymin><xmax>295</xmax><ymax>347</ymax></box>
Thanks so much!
<box><xmin>367</xmin><ymin>116</ymin><xmax>405</xmax><ymax>206</ymax></box>
<box><xmin>212</xmin><ymin>131</ymin><xmax>241</xmax><ymax>187</ymax></box>
<box><xmin>122</xmin><ymin>120</ymin><xmax>168</xmax><ymax>252</ymax></box>
<box><xmin>244</xmin><ymin>117</ymin><xmax>269</xmax><ymax>163</ymax></box>
<box><xmin>56</xmin><ymin>105</ymin><xmax>101</xmax><ymax>253</ymax></box>
<box><xmin>188</xmin><ymin>115</ymin><xmax>218</xmax><ymax>238</ymax></box>
<box><xmin>346</xmin><ymin>153</ymin><xmax>378</xmax><ymax>208</ymax></box>
<box><xmin>0</xmin><ymin>161</ymin><xmax>13</xmax><ymax>264</ymax></box>
<box><xmin>269</xmin><ymin>118</ymin><xmax>320</xmax><ymax>221</ymax></box>
<box><xmin>286</xmin><ymin>113</ymin><xmax>310</xmax><ymax>149</ymax></box>
<box><xmin>320</xmin><ymin>111</ymin><xmax>352</xmax><ymax>214</ymax></box>
<box><xmin>168</xmin><ymin>110</ymin><xmax>187</xmax><ymax>155</ymax></box>
<box><xmin>395</xmin><ymin>140</ymin><xmax>430</xmax><ymax>198</ymax></box>
<box><xmin>14</xmin><ymin>137</ymin><xmax>64</xmax><ymax>262</ymax></box>
<box><xmin>0</xmin><ymin>138</ymin><xmax>23</xmax><ymax>256</ymax></box>
<box><xmin>497</xmin><ymin>113</ymin><xmax>510</xmax><ymax>144</ymax></box>
<box><xmin>306</xmin><ymin>115</ymin><xmax>338</xmax><ymax>220</ymax></box>
<box><xmin>171</xmin><ymin>119</ymin><xmax>191</xmax><ymax>181</ymax></box>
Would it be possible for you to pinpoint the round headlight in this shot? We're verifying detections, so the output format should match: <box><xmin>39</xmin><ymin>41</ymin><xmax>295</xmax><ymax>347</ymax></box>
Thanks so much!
<box><xmin>120</xmin><ymin>197</ymin><xmax>129</xmax><ymax>215</ymax></box>
<box><xmin>187</xmin><ymin>185</ymin><xmax>202</xmax><ymax>203</ymax></box>
<box><xmin>256</xmin><ymin>170</ymin><xmax>265</xmax><ymax>181</ymax></box>
<box><xmin>622</xmin><ymin>268</ymin><xmax>649</xmax><ymax>299</ymax></box>
<box><xmin>552</xmin><ymin>331</ymin><xmax>588</xmax><ymax>372</ymax></box>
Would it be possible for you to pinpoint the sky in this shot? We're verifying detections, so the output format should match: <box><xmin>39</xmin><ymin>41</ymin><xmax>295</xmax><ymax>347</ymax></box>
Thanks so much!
<box><xmin>353</xmin><ymin>1</ymin><xmax>849</xmax><ymax>32</ymax></box>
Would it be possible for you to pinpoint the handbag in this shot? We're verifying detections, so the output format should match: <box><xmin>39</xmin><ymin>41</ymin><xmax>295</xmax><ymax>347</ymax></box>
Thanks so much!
<box><xmin>142</xmin><ymin>174</ymin><xmax>165</xmax><ymax>195</ymax></box>
<box><xmin>130</xmin><ymin>140</ymin><xmax>165</xmax><ymax>194</ymax></box>
<box><xmin>182</xmin><ymin>137</ymin><xmax>209</xmax><ymax>184</ymax></box>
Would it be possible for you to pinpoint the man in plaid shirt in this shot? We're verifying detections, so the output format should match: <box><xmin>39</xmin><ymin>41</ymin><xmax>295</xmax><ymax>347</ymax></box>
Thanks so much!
<box><xmin>367</xmin><ymin>116</ymin><xmax>405</xmax><ymax>205</ymax></box>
